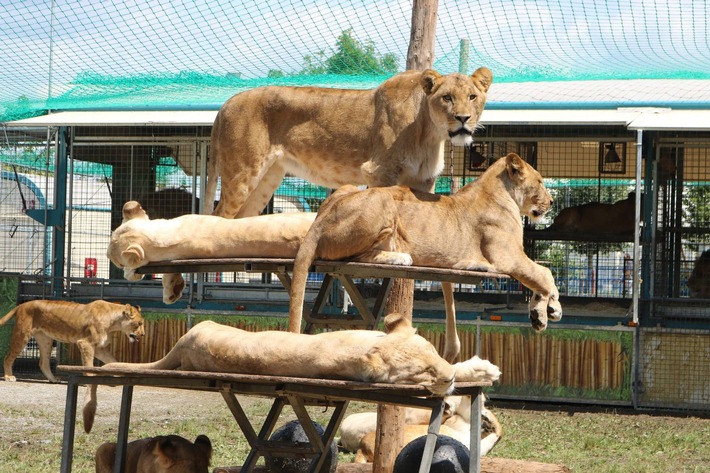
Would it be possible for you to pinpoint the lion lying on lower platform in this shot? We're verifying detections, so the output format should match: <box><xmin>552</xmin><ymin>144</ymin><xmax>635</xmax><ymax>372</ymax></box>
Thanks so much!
<box><xmin>289</xmin><ymin>153</ymin><xmax>562</xmax><ymax>362</ymax></box>
<box><xmin>93</xmin><ymin>314</ymin><xmax>500</xmax><ymax>428</ymax></box>
<box><xmin>107</xmin><ymin>201</ymin><xmax>316</xmax><ymax>304</ymax></box>
<box><xmin>102</xmin><ymin>313</ymin><xmax>499</xmax><ymax>391</ymax></box>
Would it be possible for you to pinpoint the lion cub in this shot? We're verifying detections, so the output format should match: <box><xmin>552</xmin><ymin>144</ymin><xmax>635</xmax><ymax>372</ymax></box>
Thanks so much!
<box><xmin>95</xmin><ymin>434</ymin><xmax>212</xmax><ymax>473</ymax></box>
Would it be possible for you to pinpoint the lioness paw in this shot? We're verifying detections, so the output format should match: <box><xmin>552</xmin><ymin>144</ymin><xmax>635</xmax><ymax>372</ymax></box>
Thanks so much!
<box><xmin>162</xmin><ymin>274</ymin><xmax>186</xmax><ymax>305</ymax></box>
<box><xmin>547</xmin><ymin>298</ymin><xmax>562</xmax><ymax>321</ymax></box>
<box><xmin>529</xmin><ymin>293</ymin><xmax>549</xmax><ymax>332</ymax></box>
<box><xmin>4</xmin><ymin>375</ymin><xmax>17</xmax><ymax>382</ymax></box>
<box><xmin>123</xmin><ymin>268</ymin><xmax>144</xmax><ymax>281</ymax></box>
<box><xmin>453</xmin><ymin>355</ymin><xmax>501</xmax><ymax>383</ymax></box>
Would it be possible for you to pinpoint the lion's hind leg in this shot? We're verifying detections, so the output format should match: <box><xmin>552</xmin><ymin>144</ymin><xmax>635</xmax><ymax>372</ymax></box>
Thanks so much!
<box><xmin>356</xmin><ymin>249</ymin><xmax>413</xmax><ymax>266</ymax></box>
<box><xmin>34</xmin><ymin>332</ymin><xmax>60</xmax><ymax>383</ymax></box>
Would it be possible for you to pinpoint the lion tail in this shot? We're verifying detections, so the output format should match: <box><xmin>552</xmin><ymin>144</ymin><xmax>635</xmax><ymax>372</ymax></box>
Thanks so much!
<box><xmin>288</xmin><ymin>225</ymin><xmax>321</xmax><ymax>333</ymax></box>
<box><xmin>0</xmin><ymin>306</ymin><xmax>18</xmax><ymax>327</ymax></box>
<box><xmin>81</xmin><ymin>349</ymin><xmax>185</xmax><ymax>432</ymax></box>
<box><xmin>82</xmin><ymin>384</ymin><xmax>97</xmax><ymax>433</ymax></box>
<box><xmin>203</xmin><ymin>136</ymin><xmax>219</xmax><ymax>215</ymax></box>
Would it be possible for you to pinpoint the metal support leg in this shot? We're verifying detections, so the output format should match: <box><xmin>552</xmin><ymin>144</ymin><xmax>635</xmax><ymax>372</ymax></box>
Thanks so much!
<box><xmin>113</xmin><ymin>385</ymin><xmax>134</xmax><ymax>473</ymax></box>
<box><xmin>418</xmin><ymin>399</ymin><xmax>445</xmax><ymax>473</ymax></box>
<box><xmin>60</xmin><ymin>377</ymin><xmax>80</xmax><ymax>473</ymax></box>
<box><xmin>469</xmin><ymin>390</ymin><xmax>482</xmax><ymax>473</ymax></box>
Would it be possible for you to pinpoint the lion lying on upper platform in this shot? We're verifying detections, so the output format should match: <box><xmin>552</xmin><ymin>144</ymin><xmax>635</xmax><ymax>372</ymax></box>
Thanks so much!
<box><xmin>107</xmin><ymin>201</ymin><xmax>316</xmax><ymax>304</ymax></box>
<box><xmin>288</xmin><ymin>153</ymin><xmax>562</xmax><ymax>361</ymax></box>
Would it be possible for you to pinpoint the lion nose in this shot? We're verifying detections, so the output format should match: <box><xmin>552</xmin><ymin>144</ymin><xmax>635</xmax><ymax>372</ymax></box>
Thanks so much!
<box><xmin>455</xmin><ymin>115</ymin><xmax>470</xmax><ymax>124</ymax></box>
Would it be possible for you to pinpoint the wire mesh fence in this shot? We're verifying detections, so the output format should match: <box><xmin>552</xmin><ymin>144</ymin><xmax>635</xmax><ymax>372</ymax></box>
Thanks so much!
<box><xmin>1</xmin><ymin>122</ymin><xmax>709</xmax><ymax>408</ymax></box>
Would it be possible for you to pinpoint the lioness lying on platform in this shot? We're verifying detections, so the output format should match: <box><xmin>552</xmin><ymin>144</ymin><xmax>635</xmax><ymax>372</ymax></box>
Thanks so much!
<box><xmin>340</xmin><ymin>394</ymin><xmax>502</xmax><ymax>463</ymax></box>
<box><xmin>688</xmin><ymin>249</ymin><xmax>710</xmax><ymax>298</ymax></box>
<box><xmin>107</xmin><ymin>201</ymin><xmax>316</xmax><ymax>304</ymax></box>
<box><xmin>95</xmin><ymin>434</ymin><xmax>212</xmax><ymax>473</ymax></box>
<box><xmin>89</xmin><ymin>314</ymin><xmax>500</xmax><ymax>433</ymax></box>
<box><xmin>289</xmin><ymin>153</ymin><xmax>562</xmax><ymax>362</ymax></box>
<box><xmin>102</xmin><ymin>314</ymin><xmax>499</xmax><ymax>391</ymax></box>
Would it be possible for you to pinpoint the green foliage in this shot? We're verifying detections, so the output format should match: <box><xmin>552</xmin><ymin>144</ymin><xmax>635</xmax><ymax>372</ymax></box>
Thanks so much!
<box><xmin>0</xmin><ymin>276</ymin><xmax>18</xmax><ymax>357</ymax></box>
<box><xmin>267</xmin><ymin>69</ymin><xmax>285</xmax><ymax>78</ymax></box>
<box><xmin>301</xmin><ymin>29</ymin><xmax>399</xmax><ymax>75</ymax></box>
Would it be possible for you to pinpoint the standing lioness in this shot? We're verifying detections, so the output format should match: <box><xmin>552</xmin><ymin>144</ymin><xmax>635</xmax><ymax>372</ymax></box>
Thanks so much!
<box><xmin>207</xmin><ymin>67</ymin><xmax>493</xmax><ymax>217</ymax></box>
<box><xmin>1</xmin><ymin>299</ymin><xmax>144</xmax><ymax>382</ymax></box>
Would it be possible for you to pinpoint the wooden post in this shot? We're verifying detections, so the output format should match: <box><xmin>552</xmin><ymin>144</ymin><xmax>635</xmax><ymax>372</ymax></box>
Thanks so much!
<box><xmin>372</xmin><ymin>279</ymin><xmax>415</xmax><ymax>472</ymax></box>
<box><xmin>406</xmin><ymin>0</ymin><xmax>439</xmax><ymax>70</ymax></box>
<box><xmin>373</xmin><ymin>3</ymin><xmax>439</xmax><ymax>472</ymax></box>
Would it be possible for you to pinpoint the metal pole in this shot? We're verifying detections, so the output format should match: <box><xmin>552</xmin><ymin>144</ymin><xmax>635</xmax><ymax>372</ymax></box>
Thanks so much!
<box><xmin>633</xmin><ymin>130</ymin><xmax>643</xmax><ymax>325</ymax></box>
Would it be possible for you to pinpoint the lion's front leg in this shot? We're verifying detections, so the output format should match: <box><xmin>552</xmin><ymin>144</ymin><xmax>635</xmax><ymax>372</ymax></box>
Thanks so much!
<box><xmin>524</xmin><ymin>273</ymin><xmax>562</xmax><ymax>332</ymax></box>
<box><xmin>162</xmin><ymin>273</ymin><xmax>186</xmax><ymax>304</ymax></box>
<box><xmin>94</xmin><ymin>346</ymin><xmax>118</xmax><ymax>365</ymax></box>
<box><xmin>441</xmin><ymin>282</ymin><xmax>460</xmax><ymax>363</ymax></box>
<box><xmin>76</xmin><ymin>339</ymin><xmax>96</xmax><ymax>368</ymax></box>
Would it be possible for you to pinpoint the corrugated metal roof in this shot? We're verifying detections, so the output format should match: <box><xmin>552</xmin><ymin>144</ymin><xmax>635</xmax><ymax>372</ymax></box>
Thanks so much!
<box><xmin>4</xmin><ymin>110</ymin><xmax>218</xmax><ymax>127</ymax></box>
<box><xmin>9</xmin><ymin>108</ymin><xmax>710</xmax><ymax>130</ymax></box>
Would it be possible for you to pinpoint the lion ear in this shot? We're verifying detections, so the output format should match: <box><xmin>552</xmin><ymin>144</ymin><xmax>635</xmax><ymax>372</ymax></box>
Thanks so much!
<box><xmin>194</xmin><ymin>435</ymin><xmax>213</xmax><ymax>461</ymax></box>
<box><xmin>122</xmin><ymin>201</ymin><xmax>149</xmax><ymax>222</ymax></box>
<box><xmin>505</xmin><ymin>153</ymin><xmax>526</xmax><ymax>181</ymax></box>
<box><xmin>121</xmin><ymin>244</ymin><xmax>146</xmax><ymax>268</ymax></box>
<box><xmin>420</xmin><ymin>69</ymin><xmax>442</xmax><ymax>95</ymax></box>
<box><xmin>123</xmin><ymin>304</ymin><xmax>138</xmax><ymax>318</ymax></box>
<box><xmin>383</xmin><ymin>313</ymin><xmax>414</xmax><ymax>334</ymax></box>
<box><xmin>471</xmin><ymin>67</ymin><xmax>493</xmax><ymax>93</ymax></box>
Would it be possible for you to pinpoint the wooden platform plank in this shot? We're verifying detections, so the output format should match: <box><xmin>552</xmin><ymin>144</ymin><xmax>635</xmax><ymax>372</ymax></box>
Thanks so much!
<box><xmin>135</xmin><ymin>257</ymin><xmax>509</xmax><ymax>284</ymax></box>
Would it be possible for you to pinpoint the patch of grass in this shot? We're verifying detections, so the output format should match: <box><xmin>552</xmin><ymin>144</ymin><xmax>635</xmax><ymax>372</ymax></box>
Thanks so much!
<box><xmin>489</xmin><ymin>401</ymin><xmax>710</xmax><ymax>473</ymax></box>
<box><xmin>1</xmin><ymin>382</ymin><xmax>708</xmax><ymax>473</ymax></box>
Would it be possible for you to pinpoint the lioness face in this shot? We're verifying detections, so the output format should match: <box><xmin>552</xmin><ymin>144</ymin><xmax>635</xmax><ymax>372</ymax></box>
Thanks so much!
<box><xmin>376</xmin><ymin>333</ymin><xmax>455</xmax><ymax>396</ymax></box>
<box><xmin>506</xmin><ymin>154</ymin><xmax>553</xmax><ymax>222</ymax></box>
<box><xmin>121</xmin><ymin>304</ymin><xmax>145</xmax><ymax>342</ymax></box>
<box><xmin>422</xmin><ymin>67</ymin><xmax>493</xmax><ymax>147</ymax></box>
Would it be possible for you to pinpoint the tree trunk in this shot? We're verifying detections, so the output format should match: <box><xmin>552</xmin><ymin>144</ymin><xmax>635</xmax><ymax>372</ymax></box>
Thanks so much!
<box><xmin>373</xmin><ymin>3</ymin><xmax>438</xmax><ymax>472</ymax></box>
<box><xmin>372</xmin><ymin>279</ymin><xmax>415</xmax><ymax>473</ymax></box>
<box><xmin>406</xmin><ymin>0</ymin><xmax>439</xmax><ymax>70</ymax></box>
